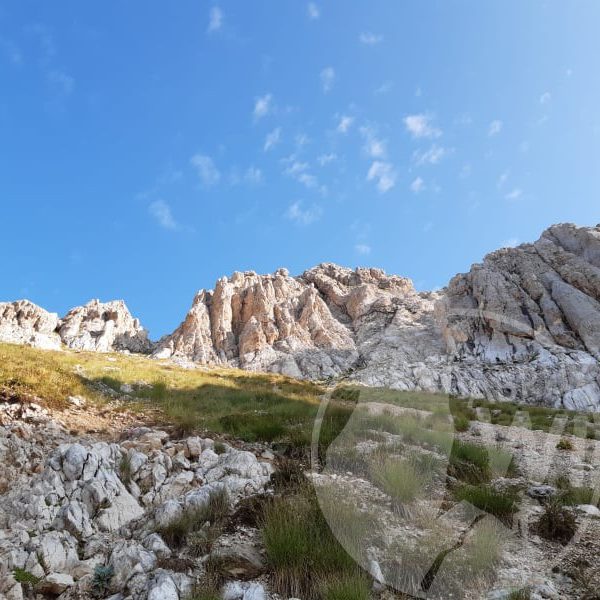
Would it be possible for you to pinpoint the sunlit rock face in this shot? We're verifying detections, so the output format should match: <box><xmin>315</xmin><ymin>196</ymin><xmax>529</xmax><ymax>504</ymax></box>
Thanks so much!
<box><xmin>155</xmin><ymin>224</ymin><xmax>600</xmax><ymax>410</ymax></box>
<box><xmin>59</xmin><ymin>299</ymin><xmax>153</xmax><ymax>354</ymax></box>
<box><xmin>0</xmin><ymin>300</ymin><xmax>62</xmax><ymax>350</ymax></box>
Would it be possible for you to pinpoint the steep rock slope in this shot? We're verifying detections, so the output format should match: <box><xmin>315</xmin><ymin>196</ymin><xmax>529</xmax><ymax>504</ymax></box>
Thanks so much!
<box><xmin>155</xmin><ymin>224</ymin><xmax>600</xmax><ymax>409</ymax></box>
<box><xmin>59</xmin><ymin>299</ymin><xmax>153</xmax><ymax>353</ymax></box>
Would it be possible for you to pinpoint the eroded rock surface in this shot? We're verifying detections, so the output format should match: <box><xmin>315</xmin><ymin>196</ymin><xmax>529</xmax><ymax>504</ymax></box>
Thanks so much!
<box><xmin>59</xmin><ymin>299</ymin><xmax>153</xmax><ymax>354</ymax></box>
<box><xmin>0</xmin><ymin>300</ymin><xmax>62</xmax><ymax>350</ymax></box>
<box><xmin>0</xmin><ymin>401</ymin><xmax>273</xmax><ymax>600</ymax></box>
<box><xmin>154</xmin><ymin>224</ymin><xmax>600</xmax><ymax>409</ymax></box>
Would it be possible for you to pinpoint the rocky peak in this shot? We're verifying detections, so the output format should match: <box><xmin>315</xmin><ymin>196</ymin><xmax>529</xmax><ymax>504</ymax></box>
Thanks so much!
<box><xmin>0</xmin><ymin>300</ymin><xmax>62</xmax><ymax>350</ymax></box>
<box><xmin>59</xmin><ymin>299</ymin><xmax>153</xmax><ymax>354</ymax></box>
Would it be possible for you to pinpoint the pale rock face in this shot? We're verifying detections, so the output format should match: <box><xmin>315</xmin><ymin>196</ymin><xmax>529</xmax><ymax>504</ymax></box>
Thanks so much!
<box><xmin>0</xmin><ymin>300</ymin><xmax>62</xmax><ymax>350</ymax></box>
<box><xmin>59</xmin><ymin>299</ymin><xmax>153</xmax><ymax>353</ymax></box>
<box><xmin>155</xmin><ymin>224</ymin><xmax>600</xmax><ymax>410</ymax></box>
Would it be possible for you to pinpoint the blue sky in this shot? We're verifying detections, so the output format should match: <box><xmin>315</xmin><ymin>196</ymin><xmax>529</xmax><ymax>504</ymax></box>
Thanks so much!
<box><xmin>1</xmin><ymin>1</ymin><xmax>599</xmax><ymax>337</ymax></box>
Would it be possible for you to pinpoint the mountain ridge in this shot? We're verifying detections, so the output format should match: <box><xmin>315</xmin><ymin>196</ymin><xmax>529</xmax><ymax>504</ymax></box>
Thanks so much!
<box><xmin>2</xmin><ymin>222</ymin><xmax>600</xmax><ymax>410</ymax></box>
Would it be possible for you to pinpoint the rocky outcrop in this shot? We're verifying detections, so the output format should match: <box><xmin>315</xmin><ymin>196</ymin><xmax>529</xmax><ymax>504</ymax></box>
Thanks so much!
<box><xmin>59</xmin><ymin>299</ymin><xmax>153</xmax><ymax>353</ymax></box>
<box><xmin>0</xmin><ymin>298</ymin><xmax>153</xmax><ymax>354</ymax></box>
<box><xmin>0</xmin><ymin>300</ymin><xmax>62</xmax><ymax>350</ymax></box>
<box><xmin>0</xmin><ymin>400</ymin><xmax>274</xmax><ymax>599</ymax></box>
<box><xmin>155</xmin><ymin>224</ymin><xmax>600</xmax><ymax>410</ymax></box>
<box><xmin>2</xmin><ymin>223</ymin><xmax>600</xmax><ymax>409</ymax></box>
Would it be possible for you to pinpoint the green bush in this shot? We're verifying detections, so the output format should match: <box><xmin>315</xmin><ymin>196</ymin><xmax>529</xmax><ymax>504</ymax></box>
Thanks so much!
<box><xmin>533</xmin><ymin>501</ymin><xmax>577</xmax><ymax>545</ymax></box>
<box><xmin>331</xmin><ymin>386</ymin><xmax>361</xmax><ymax>403</ymax></box>
<box><xmin>12</xmin><ymin>568</ymin><xmax>40</xmax><ymax>586</ymax></box>
<box><xmin>320</xmin><ymin>573</ymin><xmax>371</xmax><ymax>600</ymax></box>
<box><xmin>91</xmin><ymin>565</ymin><xmax>114</xmax><ymax>598</ymax></box>
<box><xmin>449</xmin><ymin>441</ymin><xmax>491</xmax><ymax>483</ymax></box>
<box><xmin>454</xmin><ymin>484</ymin><xmax>520</xmax><ymax>524</ymax></box>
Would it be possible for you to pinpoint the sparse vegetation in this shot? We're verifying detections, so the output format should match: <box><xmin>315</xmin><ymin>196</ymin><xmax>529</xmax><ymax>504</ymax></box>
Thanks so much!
<box><xmin>12</xmin><ymin>568</ymin><xmax>40</xmax><ymax>586</ymax></box>
<box><xmin>557</xmin><ymin>437</ymin><xmax>574</xmax><ymax>451</ymax></box>
<box><xmin>533</xmin><ymin>501</ymin><xmax>577</xmax><ymax>545</ymax></box>
<box><xmin>453</xmin><ymin>484</ymin><xmax>520</xmax><ymax>524</ymax></box>
<box><xmin>158</xmin><ymin>489</ymin><xmax>230</xmax><ymax>551</ymax></box>
<box><xmin>91</xmin><ymin>565</ymin><xmax>114</xmax><ymax>598</ymax></box>
<box><xmin>370</xmin><ymin>457</ymin><xmax>425</xmax><ymax>511</ymax></box>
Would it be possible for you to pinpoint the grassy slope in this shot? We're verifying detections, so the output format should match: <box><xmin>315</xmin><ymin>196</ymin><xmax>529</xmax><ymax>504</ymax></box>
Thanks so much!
<box><xmin>0</xmin><ymin>342</ymin><xmax>342</xmax><ymax>447</ymax></box>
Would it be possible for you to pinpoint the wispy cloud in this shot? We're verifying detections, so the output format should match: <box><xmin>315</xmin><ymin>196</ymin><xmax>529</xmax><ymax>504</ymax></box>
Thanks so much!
<box><xmin>264</xmin><ymin>127</ymin><xmax>281</xmax><ymax>151</ymax></box>
<box><xmin>413</xmin><ymin>144</ymin><xmax>448</xmax><ymax>166</ymax></box>
<box><xmin>410</xmin><ymin>177</ymin><xmax>425</xmax><ymax>193</ymax></box>
<box><xmin>404</xmin><ymin>114</ymin><xmax>442</xmax><ymax>139</ymax></box>
<box><xmin>367</xmin><ymin>161</ymin><xmax>397</xmax><ymax>193</ymax></box>
<box><xmin>359</xmin><ymin>32</ymin><xmax>383</xmax><ymax>45</ymax></box>
<box><xmin>488</xmin><ymin>119</ymin><xmax>503</xmax><ymax>136</ymax></box>
<box><xmin>190</xmin><ymin>154</ymin><xmax>221</xmax><ymax>186</ymax></box>
<box><xmin>355</xmin><ymin>243</ymin><xmax>371</xmax><ymax>255</ymax></box>
<box><xmin>285</xmin><ymin>201</ymin><xmax>322</xmax><ymax>225</ymax></box>
<box><xmin>244</xmin><ymin>166</ymin><xmax>263</xmax><ymax>184</ymax></box>
<box><xmin>320</xmin><ymin>67</ymin><xmax>335</xmax><ymax>93</ymax></box>
<box><xmin>374</xmin><ymin>81</ymin><xmax>393</xmax><ymax>95</ymax></box>
<box><xmin>505</xmin><ymin>188</ymin><xmax>522</xmax><ymax>201</ymax></box>
<box><xmin>336</xmin><ymin>115</ymin><xmax>354</xmax><ymax>134</ymax></box>
<box><xmin>207</xmin><ymin>6</ymin><xmax>224</xmax><ymax>33</ymax></box>
<box><xmin>0</xmin><ymin>37</ymin><xmax>23</xmax><ymax>66</ymax></box>
<box><xmin>283</xmin><ymin>157</ymin><xmax>318</xmax><ymax>189</ymax></box>
<box><xmin>149</xmin><ymin>200</ymin><xmax>178</xmax><ymax>230</ymax></box>
<box><xmin>47</xmin><ymin>69</ymin><xmax>75</xmax><ymax>95</ymax></box>
<box><xmin>497</xmin><ymin>170</ymin><xmax>509</xmax><ymax>188</ymax></box>
<box><xmin>307</xmin><ymin>2</ymin><xmax>320</xmax><ymax>19</ymax></box>
<box><xmin>253</xmin><ymin>93</ymin><xmax>273</xmax><ymax>120</ymax></box>
<box><xmin>360</xmin><ymin>126</ymin><xmax>387</xmax><ymax>158</ymax></box>
<box><xmin>540</xmin><ymin>91</ymin><xmax>551</xmax><ymax>105</ymax></box>
<box><xmin>317</xmin><ymin>153</ymin><xmax>337</xmax><ymax>166</ymax></box>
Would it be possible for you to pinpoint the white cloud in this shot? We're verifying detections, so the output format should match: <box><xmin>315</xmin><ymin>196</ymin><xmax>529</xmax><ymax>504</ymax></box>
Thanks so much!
<box><xmin>307</xmin><ymin>2</ymin><xmax>320</xmax><ymax>19</ymax></box>
<box><xmin>283</xmin><ymin>157</ymin><xmax>318</xmax><ymax>189</ymax></box>
<box><xmin>367</xmin><ymin>161</ymin><xmax>397</xmax><ymax>193</ymax></box>
<box><xmin>285</xmin><ymin>201</ymin><xmax>322</xmax><ymax>225</ymax></box>
<box><xmin>317</xmin><ymin>153</ymin><xmax>337</xmax><ymax>166</ymax></box>
<box><xmin>360</xmin><ymin>126</ymin><xmax>387</xmax><ymax>158</ymax></box>
<box><xmin>47</xmin><ymin>69</ymin><xmax>75</xmax><ymax>95</ymax></box>
<box><xmin>497</xmin><ymin>170</ymin><xmax>509</xmax><ymax>188</ymax></box>
<box><xmin>540</xmin><ymin>91</ymin><xmax>551</xmax><ymax>104</ymax></box>
<box><xmin>207</xmin><ymin>6</ymin><xmax>223</xmax><ymax>33</ymax></box>
<box><xmin>149</xmin><ymin>200</ymin><xmax>178</xmax><ymax>230</ymax></box>
<box><xmin>359</xmin><ymin>32</ymin><xmax>383</xmax><ymax>45</ymax></box>
<box><xmin>404</xmin><ymin>114</ymin><xmax>442</xmax><ymax>139</ymax></box>
<box><xmin>264</xmin><ymin>127</ymin><xmax>281</xmax><ymax>151</ymax></box>
<box><xmin>253</xmin><ymin>93</ymin><xmax>273</xmax><ymax>120</ymax></box>
<box><xmin>374</xmin><ymin>81</ymin><xmax>393</xmax><ymax>95</ymax></box>
<box><xmin>336</xmin><ymin>115</ymin><xmax>354</xmax><ymax>134</ymax></box>
<box><xmin>410</xmin><ymin>177</ymin><xmax>425</xmax><ymax>193</ymax></box>
<box><xmin>488</xmin><ymin>120</ymin><xmax>503</xmax><ymax>136</ymax></box>
<box><xmin>244</xmin><ymin>166</ymin><xmax>263</xmax><ymax>184</ymax></box>
<box><xmin>295</xmin><ymin>133</ymin><xmax>310</xmax><ymax>147</ymax></box>
<box><xmin>413</xmin><ymin>144</ymin><xmax>447</xmax><ymax>166</ymax></box>
<box><xmin>500</xmin><ymin>237</ymin><xmax>519</xmax><ymax>248</ymax></box>
<box><xmin>320</xmin><ymin>67</ymin><xmax>335</xmax><ymax>93</ymax></box>
<box><xmin>355</xmin><ymin>243</ymin><xmax>371</xmax><ymax>255</ymax></box>
<box><xmin>505</xmin><ymin>188</ymin><xmax>523</xmax><ymax>201</ymax></box>
<box><xmin>190</xmin><ymin>154</ymin><xmax>221</xmax><ymax>186</ymax></box>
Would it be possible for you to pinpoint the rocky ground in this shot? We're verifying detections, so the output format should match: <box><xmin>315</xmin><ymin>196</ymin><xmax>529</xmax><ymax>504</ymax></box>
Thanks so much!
<box><xmin>0</xmin><ymin>396</ymin><xmax>275</xmax><ymax>600</ymax></box>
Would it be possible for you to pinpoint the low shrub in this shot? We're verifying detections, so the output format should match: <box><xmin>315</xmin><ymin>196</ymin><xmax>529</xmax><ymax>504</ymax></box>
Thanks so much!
<box><xmin>158</xmin><ymin>489</ymin><xmax>229</xmax><ymax>550</ymax></box>
<box><xmin>331</xmin><ymin>386</ymin><xmax>361</xmax><ymax>403</ymax></box>
<box><xmin>449</xmin><ymin>441</ymin><xmax>491</xmax><ymax>483</ymax></box>
<box><xmin>371</xmin><ymin>457</ymin><xmax>425</xmax><ymax>510</ymax></box>
<box><xmin>556</xmin><ymin>437</ymin><xmax>574</xmax><ymax>451</ymax></box>
<box><xmin>320</xmin><ymin>573</ymin><xmax>371</xmax><ymax>600</ymax></box>
<box><xmin>91</xmin><ymin>565</ymin><xmax>114</xmax><ymax>598</ymax></box>
<box><xmin>12</xmin><ymin>568</ymin><xmax>40</xmax><ymax>586</ymax></box>
<box><xmin>533</xmin><ymin>501</ymin><xmax>577</xmax><ymax>545</ymax></box>
<box><xmin>454</xmin><ymin>484</ymin><xmax>520</xmax><ymax>524</ymax></box>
